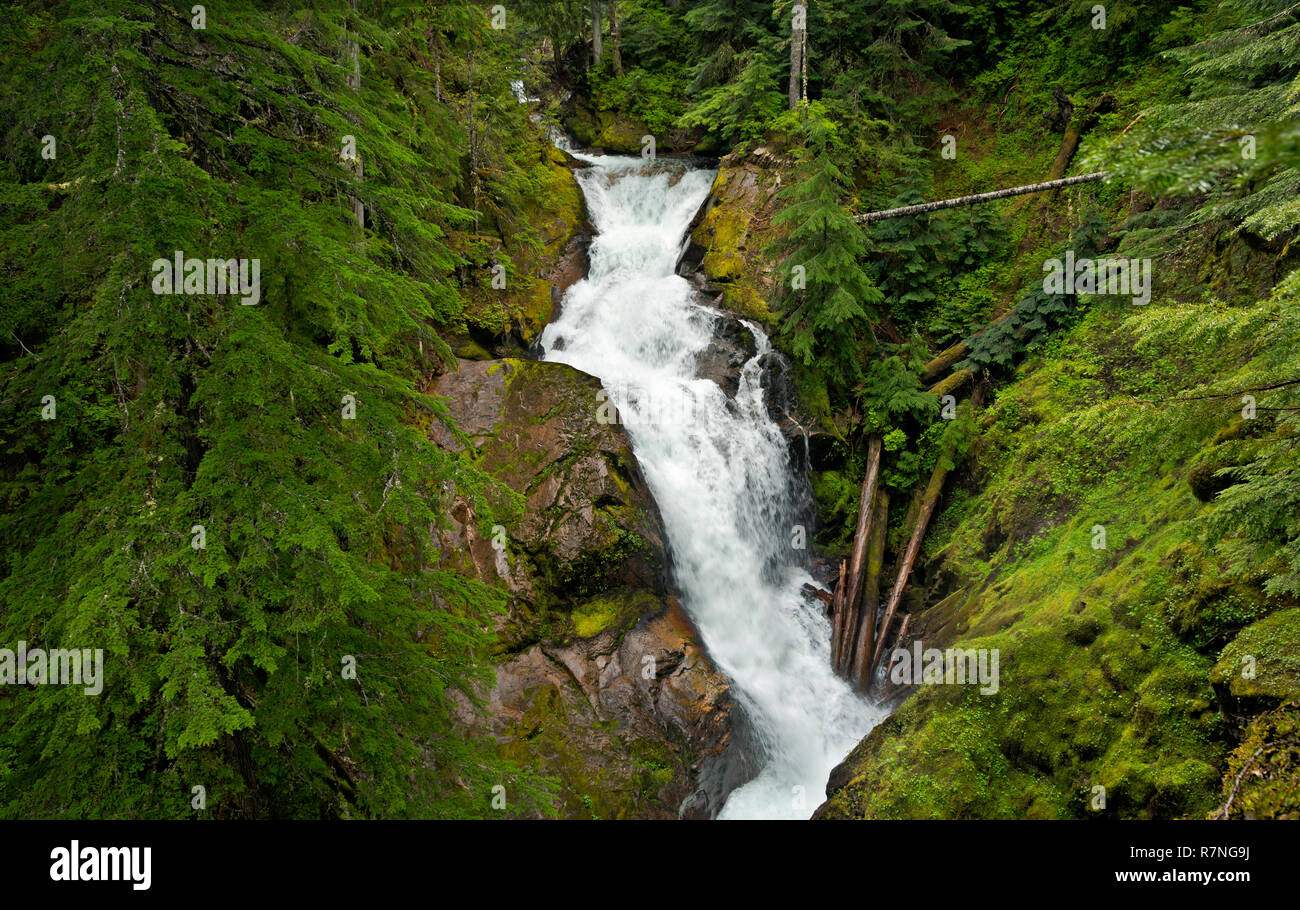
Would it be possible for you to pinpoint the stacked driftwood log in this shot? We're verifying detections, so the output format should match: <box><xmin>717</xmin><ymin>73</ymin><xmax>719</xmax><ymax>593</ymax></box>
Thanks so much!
<box><xmin>826</xmin><ymin>373</ymin><xmax>986</xmax><ymax>699</ymax></box>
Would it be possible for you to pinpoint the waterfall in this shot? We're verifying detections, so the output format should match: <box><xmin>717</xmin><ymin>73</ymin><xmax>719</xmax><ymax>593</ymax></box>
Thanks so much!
<box><xmin>539</xmin><ymin>151</ymin><xmax>886</xmax><ymax>820</ymax></box>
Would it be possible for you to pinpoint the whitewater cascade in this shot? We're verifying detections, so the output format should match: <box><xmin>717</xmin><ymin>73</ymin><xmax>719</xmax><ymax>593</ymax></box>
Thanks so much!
<box><xmin>539</xmin><ymin>151</ymin><xmax>886</xmax><ymax>819</ymax></box>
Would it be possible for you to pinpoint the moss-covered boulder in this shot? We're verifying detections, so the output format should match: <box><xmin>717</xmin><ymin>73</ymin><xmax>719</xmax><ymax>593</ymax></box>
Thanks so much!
<box><xmin>486</xmin><ymin>595</ymin><xmax>758</xmax><ymax>819</ymax></box>
<box><xmin>1210</xmin><ymin>609</ymin><xmax>1300</xmax><ymax>712</ymax></box>
<box><xmin>430</xmin><ymin>357</ymin><xmax>755</xmax><ymax>817</ymax></box>
<box><xmin>561</xmin><ymin>100</ymin><xmax>697</xmax><ymax>156</ymax></box>
<box><xmin>677</xmin><ymin>147</ymin><xmax>790</xmax><ymax>325</ymax></box>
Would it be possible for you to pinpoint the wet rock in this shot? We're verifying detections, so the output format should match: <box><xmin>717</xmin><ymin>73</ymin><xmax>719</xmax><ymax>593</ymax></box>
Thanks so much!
<box><xmin>431</xmin><ymin>358</ymin><xmax>666</xmax><ymax>596</ymax></box>
<box><xmin>694</xmin><ymin>311</ymin><xmax>757</xmax><ymax>398</ymax></box>
<box><xmin>673</xmin><ymin>147</ymin><xmax>788</xmax><ymax>323</ymax></box>
<box><xmin>432</xmin><ymin>357</ymin><xmax>757</xmax><ymax>817</ymax></box>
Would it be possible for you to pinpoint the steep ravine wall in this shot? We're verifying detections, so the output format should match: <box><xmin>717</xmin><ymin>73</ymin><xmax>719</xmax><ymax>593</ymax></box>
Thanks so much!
<box><xmin>431</xmin><ymin>143</ymin><xmax>761</xmax><ymax>819</ymax></box>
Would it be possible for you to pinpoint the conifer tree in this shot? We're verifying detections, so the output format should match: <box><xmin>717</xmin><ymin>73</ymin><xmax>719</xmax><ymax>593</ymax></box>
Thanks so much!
<box><xmin>768</xmin><ymin>108</ymin><xmax>883</xmax><ymax>389</ymax></box>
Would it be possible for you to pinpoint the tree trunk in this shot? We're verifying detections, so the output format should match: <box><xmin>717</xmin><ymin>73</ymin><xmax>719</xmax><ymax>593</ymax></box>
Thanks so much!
<box><xmin>430</xmin><ymin>28</ymin><xmax>443</xmax><ymax>102</ymax></box>
<box><xmin>870</xmin><ymin>386</ymin><xmax>984</xmax><ymax>683</ymax></box>
<box><xmin>609</xmin><ymin>2</ymin><xmax>622</xmax><ymax>75</ymax></box>
<box><xmin>835</xmin><ymin>435</ymin><xmax>882</xmax><ymax>676</ymax></box>
<box><xmin>788</xmin><ymin>8</ymin><xmax>803</xmax><ymax>110</ymax></box>
<box><xmin>854</xmin><ymin>172</ymin><xmax>1108</xmax><ymax>224</ymax></box>
<box><xmin>829</xmin><ymin>558</ymin><xmax>848</xmax><ymax>670</ymax></box>
<box><xmin>920</xmin><ymin>340</ymin><xmax>968</xmax><ymax>384</ymax></box>
<box><xmin>850</xmin><ymin>489</ymin><xmax>889</xmax><ymax>690</ymax></box>
<box><xmin>870</xmin><ymin>457</ymin><xmax>947</xmax><ymax>680</ymax></box>
<box><xmin>467</xmin><ymin>47</ymin><xmax>479</xmax><ymax>230</ymax></box>
<box><xmin>928</xmin><ymin>368</ymin><xmax>972</xmax><ymax>398</ymax></box>
<box><xmin>590</xmin><ymin>0</ymin><xmax>603</xmax><ymax>68</ymax></box>
<box><xmin>1047</xmin><ymin>94</ymin><xmax>1115</xmax><ymax>182</ymax></box>
<box><xmin>800</xmin><ymin>14</ymin><xmax>808</xmax><ymax>112</ymax></box>
<box><xmin>346</xmin><ymin>0</ymin><xmax>360</xmax><ymax>90</ymax></box>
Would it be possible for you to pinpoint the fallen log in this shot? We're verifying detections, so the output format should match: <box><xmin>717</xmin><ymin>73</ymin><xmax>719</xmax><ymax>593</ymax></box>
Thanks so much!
<box><xmin>849</xmin><ymin>488</ymin><xmax>889</xmax><ymax>691</ymax></box>
<box><xmin>872</xmin><ymin>614</ymin><xmax>914</xmax><ymax>701</ymax></box>
<box><xmin>854</xmin><ymin>172</ymin><xmax>1108</xmax><ymax>224</ymax></box>
<box><xmin>834</xmin><ymin>436</ymin><xmax>883</xmax><ymax>677</ymax></box>
<box><xmin>927</xmin><ymin>368</ymin><xmax>973</xmax><ymax>398</ymax></box>
<box><xmin>870</xmin><ymin>385</ymin><xmax>986</xmax><ymax>682</ymax></box>
<box><xmin>829</xmin><ymin>558</ymin><xmax>847</xmax><ymax>665</ymax></box>
<box><xmin>869</xmin><ymin>459</ymin><xmax>947</xmax><ymax>681</ymax></box>
<box><xmin>802</xmin><ymin>582</ymin><xmax>833</xmax><ymax>610</ymax></box>
<box><xmin>1047</xmin><ymin>94</ymin><xmax>1115</xmax><ymax>183</ymax></box>
<box><xmin>920</xmin><ymin>341</ymin><xmax>969</xmax><ymax>385</ymax></box>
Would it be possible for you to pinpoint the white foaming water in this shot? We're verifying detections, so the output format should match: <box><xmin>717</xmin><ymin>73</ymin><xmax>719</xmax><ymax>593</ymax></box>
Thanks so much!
<box><xmin>540</xmin><ymin>151</ymin><xmax>886</xmax><ymax>819</ymax></box>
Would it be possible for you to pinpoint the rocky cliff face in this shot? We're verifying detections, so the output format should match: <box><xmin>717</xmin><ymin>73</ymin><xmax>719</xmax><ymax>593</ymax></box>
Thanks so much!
<box><xmin>431</xmin><ymin>358</ymin><xmax>756</xmax><ymax>818</ymax></box>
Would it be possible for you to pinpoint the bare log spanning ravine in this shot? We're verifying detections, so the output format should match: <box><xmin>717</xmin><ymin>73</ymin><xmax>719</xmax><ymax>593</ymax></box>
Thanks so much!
<box><xmin>854</xmin><ymin>172</ymin><xmax>1109</xmax><ymax>224</ymax></box>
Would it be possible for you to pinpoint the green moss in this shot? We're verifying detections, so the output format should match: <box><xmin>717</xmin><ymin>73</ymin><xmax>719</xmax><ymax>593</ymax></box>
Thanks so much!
<box><xmin>1210</xmin><ymin>609</ymin><xmax>1300</xmax><ymax>700</ymax></box>
<box><xmin>562</xmin><ymin>104</ymin><xmax>649</xmax><ymax>154</ymax></box>
<box><xmin>816</xmin><ymin>290</ymin><xmax>1263</xmax><ymax>820</ymax></box>
<box><xmin>458</xmin><ymin>157</ymin><xmax>583</xmax><ymax>343</ymax></box>
<box><xmin>569</xmin><ymin>589</ymin><xmax>659</xmax><ymax>639</ymax></box>
<box><xmin>792</xmin><ymin>363</ymin><xmax>839</xmax><ymax>438</ymax></box>
<box><xmin>454</xmin><ymin>340</ymin><xmax>493</xmax><ymax>361</ymax></box>
<box><xmin>1210</xmin><ymin>701</ymin><xmax>1300</xmax><ymax>819</ymax></box>
<box><xmin>495</xmin><ymin>677</ymin><xmax>683</xmax><ymax>819</ymax></box>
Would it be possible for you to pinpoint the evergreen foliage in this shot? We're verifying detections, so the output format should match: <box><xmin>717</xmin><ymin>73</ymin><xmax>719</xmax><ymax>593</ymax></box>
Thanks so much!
<box><xmin>0</xmin><ymin>0</ymin><xmax>552</xmax><ymax>819</ymax></box>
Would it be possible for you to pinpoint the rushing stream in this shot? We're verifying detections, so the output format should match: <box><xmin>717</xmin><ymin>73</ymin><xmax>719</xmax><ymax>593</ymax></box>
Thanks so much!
<box><xmin>539</xmin><ymin>150</ymin><xmax>886</xmax><ymax>819</ymax></box>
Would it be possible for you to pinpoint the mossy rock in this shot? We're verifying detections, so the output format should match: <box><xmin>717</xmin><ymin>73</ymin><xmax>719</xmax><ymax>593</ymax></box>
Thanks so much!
<box><xmin>569</xmin><ymin>589</ymin><xmax>660</xmax><ymax>640</ymax></box>
<box><xmin>562</xmin><ymin>104</ymin><xmax>649</xmax><ymax>155</ymax></box>
<box><xmin>454</xmin><ymin>152</ymin><xmax>585</xmax><ymax>348</ymax></box>
<box><xmin>431</xmin><ymin>358</ymin><xmax>668</xmax><ymax>604</ymax></box>
<box><xmin>1210</xmin><ymin>609</ymin><xmax>1300</xmax><ymax>701</ymax></box>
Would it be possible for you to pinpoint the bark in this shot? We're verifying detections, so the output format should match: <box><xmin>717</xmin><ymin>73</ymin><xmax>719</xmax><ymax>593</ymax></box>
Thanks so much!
<box><xmin>609</xmin><ymin>2</ymin><xmax>622</xmax><ymax>75</ymax></box>
<box><xmin>920</xmin><ymin>341</ymin><xmax>968</xmax><ymax>385</ymax></box>
<box><xmin>928</xmin><ymin>368</ymin><xmax>972</xmax><ymax>398</ymax></box>
<box><xmin>346</xmin><ymin>0</ymin><xmax>360</xmax><ymax>90</ymax></box>
<box><xmin>590</xmin><ymin>0</ymin><xmax>603</xmax><ymax>68</ymax></box>
<box><xmin>870</xmin><ymin>457</ymin><xmax>947</xmax><ymax>680</ymax></box>
<box><xmin>788</xmin><ymin>20</ymin><xmax>803</xmax><ymax>110</ymax></box>
<box><xmin>799</xmin><ymin>15</ymin><xmax>808</xmax><ymax>112</ymax></box>
<box><xmin>467</xmin><ymin>48</ymin><xmax>479</xmax><ymax>230</ymax></box>
<box><xmin>835</xmin><ymin>435</ymin><xmax>882</xmax><ymax>676</ymax></box>
<box><xmin>829</xmin><ymin>558</ymin><xmax>848</xmax><ymax>670</ymax></box>
<box><xmin>854</xmin><ymin>172</ymin><xmax>1108</xmax><ymax>224</ymax></box>
<box><xmin>850</xmin><ymin>489</ymin><xmax>889</xmax><ymax>691</ymax></box>
<box><xmin>430</xmin><ymin>29</ymin><xmax>443</xmax><ymax>102</ymax></box>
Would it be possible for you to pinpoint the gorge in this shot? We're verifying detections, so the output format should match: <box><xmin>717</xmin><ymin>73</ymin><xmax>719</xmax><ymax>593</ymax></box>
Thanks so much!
<box><xmin>539</xmin><ymin>148</ymin><xmax>885</xmax><ymax>818</ymax></box>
